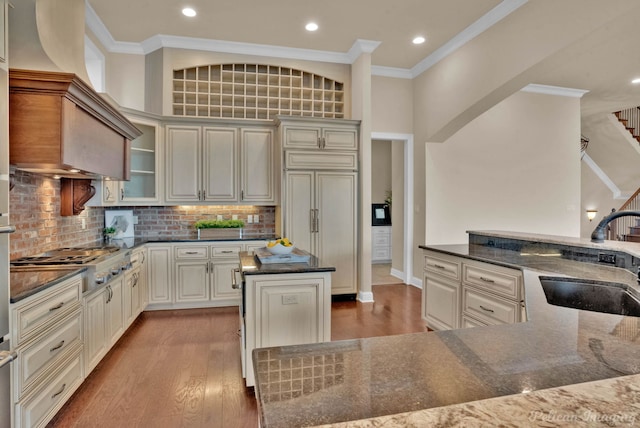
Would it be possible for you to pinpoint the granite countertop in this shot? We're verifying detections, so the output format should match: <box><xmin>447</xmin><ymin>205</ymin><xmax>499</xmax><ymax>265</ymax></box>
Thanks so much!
<box><xmin>239</xmin><ymin>251</ymin><xmax>336</xmax><ymax>276</ymax></box>
<box><xmin>8</xmin><ymin>234</ymin><xmax>278</xmax><ymax>303</ymax></box>
<box><xmin>10</xmin><ymin>268</ymin><xmax>87</xmax><ymax>303</ymax></box>
<box><xmin>253</xmin><ymin>233</ymin><xmax>640</xmax><ymax>427</ymax></box>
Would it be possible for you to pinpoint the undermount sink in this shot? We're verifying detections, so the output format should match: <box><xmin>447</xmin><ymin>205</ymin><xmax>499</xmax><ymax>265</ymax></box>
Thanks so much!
<box><xmin>538</xmin><ymin>276</ymin><xmax>640</xmax><ymax>317</ymax></box>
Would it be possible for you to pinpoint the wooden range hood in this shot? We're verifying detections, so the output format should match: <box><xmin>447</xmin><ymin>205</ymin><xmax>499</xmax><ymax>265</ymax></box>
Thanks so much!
<box><xmin>9</xmin><ymin>69</ymin><xmax>142</xmax><ymax>215</ymax></box>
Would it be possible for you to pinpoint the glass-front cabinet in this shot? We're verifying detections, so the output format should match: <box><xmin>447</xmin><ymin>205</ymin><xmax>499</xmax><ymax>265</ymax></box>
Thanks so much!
<box><xmin>92</xmin><ymin>114</ymin><xmax>162</xmax><ymax>206</ymax></box>
<box><xmin>124</xmin><ymin>120</ymin><xmax>159</xmax><ymax>201</ymax></box>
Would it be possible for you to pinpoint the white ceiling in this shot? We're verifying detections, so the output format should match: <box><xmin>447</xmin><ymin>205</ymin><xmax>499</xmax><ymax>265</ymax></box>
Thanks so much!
<box><xmin>85</xmin><ymin>0</ymin><xmax>640</xmax><ymax>119</ymax></box>
<box><xmin>86</xmin><ymin>0</ymin><xmax>505</xmax><ymax>71</ymax></box>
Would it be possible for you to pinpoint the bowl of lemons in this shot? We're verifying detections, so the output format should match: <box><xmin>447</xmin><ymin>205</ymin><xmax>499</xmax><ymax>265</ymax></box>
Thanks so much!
<box><xmin>266</xmin><ymin>238</ymin><xmax>294</xmax><ymax>255</ymax></box>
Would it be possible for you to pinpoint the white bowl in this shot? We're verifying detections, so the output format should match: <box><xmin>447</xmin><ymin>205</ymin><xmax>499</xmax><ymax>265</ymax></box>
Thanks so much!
<box><xmin>266</xmin><ymin>242</ymin><xmax>294</xmax><ymax>255</ymax></box>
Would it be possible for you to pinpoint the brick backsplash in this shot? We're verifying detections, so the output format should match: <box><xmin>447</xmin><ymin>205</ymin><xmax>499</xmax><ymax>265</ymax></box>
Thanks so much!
<box><xmin>126</xmin><ymin>205</ymin><xmax>275</xmax><ymax>239</ymax></box>
<box><xmin>9</xmin><ymin>170</ymin><xmax>276</xmax><ymax>258</ymax></box>
<box><xmin>9</xmin><ymin>170</ymin><xmax>105</xmax><ymax>259</ymax></box>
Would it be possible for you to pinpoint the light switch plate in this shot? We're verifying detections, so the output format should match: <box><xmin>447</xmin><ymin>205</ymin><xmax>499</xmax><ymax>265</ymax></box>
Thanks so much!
<box><xmin>254</xmin><ymin>215</ymin><xmax>259</xmax><ymax>223</ymax></box>
<box><xmin>232</xmin><ymin>214</ymin><xmax>238</xmax><ymax>220</ymax></box>
<box><xmin>217</xmin><ymin>215</ymin><xmax>223</xmax><ymax>221</ymax></box>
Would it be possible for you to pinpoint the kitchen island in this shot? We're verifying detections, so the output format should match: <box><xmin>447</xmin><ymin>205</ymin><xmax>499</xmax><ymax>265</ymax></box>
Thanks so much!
<box><xmin>239</xmin><ymin>250</ymin><xmax>335</xmax><ymax>387</ymax></box>
<box><xmin>252</xmin><ymin>231</ymin><xmax>640</xmax><ymax>427</ymax></box>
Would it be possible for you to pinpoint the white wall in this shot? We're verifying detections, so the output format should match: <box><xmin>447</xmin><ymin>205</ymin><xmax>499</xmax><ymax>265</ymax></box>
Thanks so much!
<box><xmin>580</xmin><ymin>161</ymin><xmax>620</xmax><ymax>238</ymax></box>
<box><xmin>425</xmin><ymin>90</ymin><xmax>581</xmax><ymax>244</ymax></box>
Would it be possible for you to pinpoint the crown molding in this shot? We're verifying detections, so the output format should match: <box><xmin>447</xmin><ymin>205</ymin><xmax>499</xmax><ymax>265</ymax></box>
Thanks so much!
<box><xmin>521</xmin><ymin>84</ymin><xmax>589</xmax><ymax>98</ymax></box>
<box><xmin>371</xmin><ymin>65</ymin><xmax>413</xmax><ymax>79</ymax></box>
<box><xmin>84</xmin><ymin>0</ymin><xmax>523</xmax><ymax>73</ymax></box>
<box><xmin>411</xmin><ymin>0</ymin><xmax>528</xmax><ymax>77</ymax></box>
<box><xmin>85</xmin><ymin>1</ymin><xmax>144</xmax><ymax>54</ymax></box>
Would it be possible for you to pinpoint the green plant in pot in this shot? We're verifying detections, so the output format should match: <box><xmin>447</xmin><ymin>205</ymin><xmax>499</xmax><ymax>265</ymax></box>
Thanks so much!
<box><xmin>103</xmin><ymin>227</ymin><xmax>116</xmax><ymax>242</ymax></box>
<box><xmin>194</xmin><ymin>219</ymin><xmax>245</xmax><ymax>239</ymax></box>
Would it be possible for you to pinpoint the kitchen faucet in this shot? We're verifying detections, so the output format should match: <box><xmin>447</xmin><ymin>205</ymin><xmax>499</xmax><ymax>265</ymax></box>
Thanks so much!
<box><xmin>590</xmin><ymin>210</ymin><xmax>640</xmax><ymax>242</ymax></box>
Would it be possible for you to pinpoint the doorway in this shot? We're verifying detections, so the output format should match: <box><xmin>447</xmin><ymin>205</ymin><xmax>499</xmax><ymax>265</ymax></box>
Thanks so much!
<box><xmin>370</xmin><ymin>133</ymin><xmax>414</xmax><ymax>286</ymax></box>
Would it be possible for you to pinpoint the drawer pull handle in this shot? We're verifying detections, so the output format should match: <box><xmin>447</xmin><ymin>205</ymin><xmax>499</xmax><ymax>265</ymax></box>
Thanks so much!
<box><xmin>50</xmin><ymin>340</ymin><xmax>65</xmax><ymax>352</ymax></box>
<box><xmin>479</xmin><ymin>276</ymin><xmax>495</xmax><ymax>283</ymax></box>
<box><xmin>49</xmin><ymin>302</ymin><xmax>64</xmax><ymax>312</ymax></box>
<box><xmin>433</xmin><ymin>264</ymin><xmax>446</xmax><ymax>269</ymax></box>
<box><xmin>220</xmin><ymin>250</ymin><xmax>234</xmax><ymax>254</ymax></box>
<box><xmin>185</xmin><ymin>251</ymin><xmax>199</xmax><ymax>255</ymax></box>
<box><xmin>479</xmin><ymin>305</ymin><xmax>494</xmax><ymax>313</ymax></box>
<box><xmin>51</xmin><ymin>383</ymin><xmax>66</xmax><ymax>400</ymax></box>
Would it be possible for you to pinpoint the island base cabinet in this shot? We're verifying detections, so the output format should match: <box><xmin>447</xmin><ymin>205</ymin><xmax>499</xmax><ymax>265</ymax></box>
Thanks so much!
<box><xmin>243</xmin><ymin>272</ymin><xmax>332</xmax><ymax>387</ymax></box>
<box><xmin>423</xmin><ymin>276</ymin><xmax>460</xmax><ymax>331</ymax></box>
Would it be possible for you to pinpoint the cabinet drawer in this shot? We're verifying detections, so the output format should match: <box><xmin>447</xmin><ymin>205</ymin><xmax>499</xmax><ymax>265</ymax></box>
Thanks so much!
<box><xmin>372</xmin><ymin>248</ymin><xmax>391</xmax><ymax>260</ymax></box>
<box><xmin>175</xmin><ymin>246</ymin><xmax>208</xmax><ymax>259</ymax></box>
<box><xmin>461</xmin><ymin>314</ymin><xmax>489</xmax><ymax>329</ymax></box>
<box><xmin>284</xmin><ymin>150</ymin><xmax>358</xmax><ymax>170</ymax></box>
<box><xmin>462</xmin><ymin>262</ymin><xmax>521</xmax><ymax>300</ymax></box>
<box><xmin>463</xmin><ymin>287</ymin><xmax>519</xmax><ymax>325</ymax></box>
<box><xmin>244</xmin><ymin>241</ymin><xmax>266</xmax><ymax>253</ymax></box>
<box><xmin>211</xmin><ymin>245</ymin><xmax>242</xmax><ymax>258</ymax></box>
<box><xmin>423</xmin><ymin>252</ymin><xmax>461</xmax><ymax>281</ymax></box>
<box><xmin>16</xmin><ymin>349</ymin><xmax>83</xmax><ymax>428</ymax></box>
<box><xmin>16</xmin><ymin>311</ymin><xmax>82</xmax><ymax>399</ymax></box>
<box><xmin>13</xmin><ymin>276</ymin><xmax>82</xmax><ymax>346</ymax></box>
<box><xmin>373</xmin><ymin>234</ymin><xmax>390</xmax><ymax>246</ymax></box>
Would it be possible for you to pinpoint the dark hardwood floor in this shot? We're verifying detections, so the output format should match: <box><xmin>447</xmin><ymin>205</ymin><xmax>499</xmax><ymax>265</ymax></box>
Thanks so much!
<box><xmin>48</xmin><ymin>283</ymin><xmax>426</xmax><ymax>428</ymax></box>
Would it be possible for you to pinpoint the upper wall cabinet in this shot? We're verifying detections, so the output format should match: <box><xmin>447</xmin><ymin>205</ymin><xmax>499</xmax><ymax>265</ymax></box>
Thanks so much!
<box><xmin>165</xmin><ymin>122</ymin><xmax>276</xmax><ymax>205</ymax></box>
<box><xmin>172</xmin><ymin>64</ymin><xmax>346</xmax><ymax>120</ymax></box>
<box><xmin>93</xmin><ymin>114</ymin><xmax>162</xmax><ymax>206</ymax></box>
<box><xmin>277</xmin><ymin>116</ymin><xmax>359</xmax><ymax>151</ymax></box>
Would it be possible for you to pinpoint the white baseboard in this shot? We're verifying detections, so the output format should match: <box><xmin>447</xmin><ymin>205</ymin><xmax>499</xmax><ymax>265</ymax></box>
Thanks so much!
<box><xmin>390</xmin><ymin>268</ymin><xmax>404</xmax><ymax>281</ymax></box>
<box><xmin>410</xmin><ymin>276</ymin><xmax>423</xmax><ymax>289</ymax></box>
<box><xmin>357</xmin><ymin>290</ymin><xmax>374</xmax><ymax>303</ymax></box>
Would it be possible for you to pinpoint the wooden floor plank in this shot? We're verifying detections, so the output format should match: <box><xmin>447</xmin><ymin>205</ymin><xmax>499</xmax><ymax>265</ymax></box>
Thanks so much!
<box><xmin>48</xmin><ymin>284</ymin><xmax>425</xmax><ymax>427</ymax></box>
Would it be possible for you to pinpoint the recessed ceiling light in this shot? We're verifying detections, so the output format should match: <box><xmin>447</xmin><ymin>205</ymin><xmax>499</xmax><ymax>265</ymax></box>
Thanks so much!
<box><xmin>182</xmin><ymin>7</ymin><xmax>197</xmax><ymax>17</ymax></box>
<box><xmin>305</xmin><ymin>22</ymin><xmax>319</xmax><ymax>32</ymax></box>
<box><xmin>632</xmin><ymin>77</ymin><xmax>640</xmax><ymax>84</ymax></box>
<box><xmin>412</xmin><ymin>36</ymin><xmax>426</xmax><ymax>45</ymax></box>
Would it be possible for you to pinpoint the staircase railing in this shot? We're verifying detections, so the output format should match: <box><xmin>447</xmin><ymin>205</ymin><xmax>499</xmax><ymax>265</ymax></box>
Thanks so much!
<box><xmin>607</xmin><ymin>187</ymin><xmax>640</xmax><ymax>240</ymax></box>
<box><xmin>614</xmin><ymin>107</ymin><xmax>640</xmax><ymax>143</ymax></box>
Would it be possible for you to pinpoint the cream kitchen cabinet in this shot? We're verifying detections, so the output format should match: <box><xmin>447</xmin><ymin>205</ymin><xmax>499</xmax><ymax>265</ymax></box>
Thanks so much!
<box><xmin>372</xmin><ymin>226</ymin><xmax>392</xmax><ymax>263</ymax></box>
<box><xmin>284</xmin><ymin>171</ymin><xmax>358</xmax><ymax>295</ymax></box>
<box><xmin>89</xmin><ymin>112</ymin><xmax>163</xmax><ymax>207</ymax></box>
<box><xmin>422</xmin><ymin>250</ymin><xmax>461</xmax><ymax>330</ymax></box>
<box><xmin>165</xmin><ymin>123</ymin><xmax>275</xmax><ymax>204</ymax></box>
<box><xmin>242</xmin><ymin>271</ymin><xmax>332</xmax><ymax>387</ymax></box>
<box><xmin>422</xmin><ymin>249</ymin><xmax>525</xmax><ymax>330</ymax></box>
<box><xmin>146</xmin><ymin>241</ymin><xmax>264</xmax><ymax>310</ymax></box>
<box><xmin>461</xmin><ymin>260</ymin><xmax>524</xmax><ymax>326</ymax></box>
<box><xmin>124</xmin><ymin>264</ymin><xmax>142</xmax><ymax>326</ymax></box>
<box><xmin>132</xmin><ymin>246</ymin><xmax>148</xmax><ymax>309</ymax></box>
<box><xmin>147</xmin><ymin>245</ymin><xmax>173</xmax><ymax>305</ymax></box>
<box><xmin>83</xmin><ymin>276</ymin><xmax>124</xmax><ymax>375</ymax></box>
<box><xmin>11</xmin><ymin>274</ymin><xmax>84</xmax><ymax>428</ymax></box>
<box><xmin>277</xmin><ymin>116</ymin><xmax>359</xmax><ymax>151</ymax></box>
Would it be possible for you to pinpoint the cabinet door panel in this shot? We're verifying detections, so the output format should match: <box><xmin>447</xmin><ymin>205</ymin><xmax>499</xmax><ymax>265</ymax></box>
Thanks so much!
<box><xmin>424</xmin><ymin>276</ymin><xmax>459</xmax><ymax>331</ymax></box>
<box><xmin>166</xmin><ymin>126</ymin><xmax>201</xmax><ymax>202</ymax></box>
<box><xmin>107</xmin><ymin>278</ymin><xmax>124</xmax><ymax>345</ymax></box>
<box><xmin>284</xmin><ymin>171</ymin><xmax>314</xmax><ymax>254</ymax></box>
<box><xmin>283</xmin><ymin>127</ymin><xmax>320</xmax><ymax>149</ymax></box>
<box><xmin>257</xmin><ymin>283</ymin><xmax>322</xmax><ymax>347</ymax></box>
<box><xmin>241</xmin><ymin>128</ymin><xmax>274</xmax><ymax>202</ymax></box>
<box><xmin>203</xmin><ymin>127</ymin><xmax>238</xmax><ymax>201</ymax></box>
<box><xmin>316</xmin><ymin>172</ymin><xmax>357</xmax><ymax>294</ymax></box>
<box><xmin>212</xmin><ymin>262</ymin><xmax>241</xmax><ymax>298</ymax></box>
<box><xmin>84</xmin><ymin>290</ymin><xmax>107</xmax><ymax>373</ymax></box>
<box><xmin>323</xmin><ymin>128</ymin><xmax>358</xmax><ymax>150</ymax></box>
<box><xmin>175</xmin><ymin>262</ymin><xmax>209</xmax><ymax>302</ymax></box>
<box><xmin>148</xmin><ymin>246</ymin><xmax>172</xmax><ymax>304</ymax></box>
